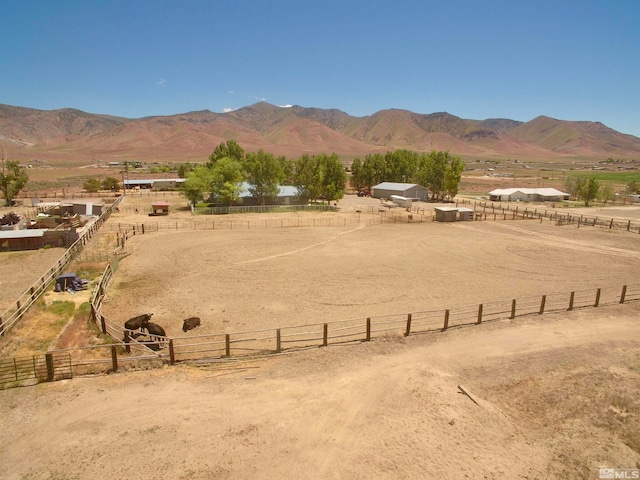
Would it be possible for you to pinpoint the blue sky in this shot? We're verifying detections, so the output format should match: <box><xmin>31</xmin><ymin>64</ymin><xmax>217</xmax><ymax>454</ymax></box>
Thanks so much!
<box><xmin>2</xmin><ymin>0</ymin><xmax>639</xmax><ymax>136</ymax></box>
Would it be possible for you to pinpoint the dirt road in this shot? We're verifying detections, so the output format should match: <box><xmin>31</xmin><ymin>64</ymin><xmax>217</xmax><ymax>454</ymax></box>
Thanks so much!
<box><xmin>1</xmin><ymin>304</ymin><xmax>639</xmax><ymax>480</ymax></box>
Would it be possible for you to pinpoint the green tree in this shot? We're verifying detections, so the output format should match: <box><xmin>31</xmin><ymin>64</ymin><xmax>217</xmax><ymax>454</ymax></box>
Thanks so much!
<box><xmin>577</xmin><ymin>177</ymin><xmax>600</xmax><ymax>206</ymax></box>
<box><xmin>444</xmin><ymin>155</ymin><xmax>465</xmax><ymax>199</ymax></box>
<box><xmin>294</xmin><ymin>154</ymin><xmax>323</xmax><ymax>202</ymax></box>
<box><xmin>83</xmin><ymin>178</ymin><xmax>102</xmax><ymax>193</ymax></box>
<box><xmin>384</xmin><ymin>150</ymin><xmax>419</xmax><ymax>183</ymax></box>
<box><xmin>564</xmin><ymin>176</ymin><xmax>580</xmax><ymax>199</ymax></box>
<box><xmin>318</xmin><ymin>153</ymin><xmax>347</xmax><ymax>203</ymax></box>
<box><xmin>207</xmin><ymin>140</ymin><xmax>245</xmax><ymax>168</ymax></box>
<box><xmin>599</xmin><ymin>183</ymin><xmax>616</xmax><ymax>205</ymax></box>
<box><xmin>278</xmin><ymin>156</ymin><xmax>295</xmax><ymax>184</ymax></box>
<box><xmin>181</xmin><ymin>165</ymin><xmax>215</xmax><ymax>206</ymax></box>
<box><xmin>0</xmin><ymin>159</ymin><xmax>29</xmax><ymax>206</ymax></box>
<box><xmin>210</xmin><ymin>157</ymin><xmax>245</xmax><ymax>205</ymax></box>
<box><xmin>102</xmin><ymin>177</ymin><xmax>120</xmax><ymax>192</ymax></box>
<box><xmin>243</xmin><ymin>150</ymin><xmax>285</xmax><ymax>205</ymax></box>
<box><xmin>177</xmin><ymin>162</ymin><xmax>196</xmax><ymax>178</ymax></box>
<box><xmin>349</xmin><ymin>158</ymin><xmax>365</xmax><ymax>192</ymax></box>
<box><xmin>352</xmin><ymin>153</ymin><xmax>387</xmax><ymax>190</ymax></box>
<box><xmin>294</xmin><ymin>153</ymin><xmax>346</xmax><ymax>203</ymax></box>
<box><xmin>626</xmin><ymin>181</ymin><xmax>640</xmax><ymax>195</ymax></box>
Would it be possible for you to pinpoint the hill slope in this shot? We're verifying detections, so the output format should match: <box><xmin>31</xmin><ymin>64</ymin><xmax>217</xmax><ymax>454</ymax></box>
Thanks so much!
<box><xmin>1</xmin><ymin>102</ymin><xmax>639</xmax><ymax>164</ymax></box>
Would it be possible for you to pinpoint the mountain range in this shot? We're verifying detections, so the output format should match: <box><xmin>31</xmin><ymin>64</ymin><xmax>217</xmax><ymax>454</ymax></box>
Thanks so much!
<box><xmin>1</xmin><ymin>102</ymin><xmax>640</xmax><ymax>165</ymax></box>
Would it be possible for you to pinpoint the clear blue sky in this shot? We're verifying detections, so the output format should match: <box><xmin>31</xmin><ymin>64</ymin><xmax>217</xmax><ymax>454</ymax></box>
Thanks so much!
<box><xmin>2</xmin><ymin>0</ymin><xmax>639</xmax><ymax>136</ymax></box>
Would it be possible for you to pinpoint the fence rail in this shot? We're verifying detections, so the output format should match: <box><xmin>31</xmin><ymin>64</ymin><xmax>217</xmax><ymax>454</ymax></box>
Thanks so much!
<box><xmin>0</xmin><ymin>194</ymin><xmax>125</xmax><ymax>337</ymax></box>
<box><xmin>3</xmin><ymin>279</ymin><xmax>638</xmax><ymax>389</ymax></box>
<box><xmin>452</xmin><ymin>199</ymin><xmax>640</xmax><ymax>233</ymax></box>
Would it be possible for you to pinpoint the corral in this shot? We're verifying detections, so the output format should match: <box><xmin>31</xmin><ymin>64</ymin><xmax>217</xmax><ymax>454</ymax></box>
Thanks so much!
<box><xmin>99</xmin><ymin>213</ymin><xmax>640</xmax><ymax>338</ymax></box>
<box><xmin>2</xmin><ymin>194</ymin><xmax>640</xmax><ymax>479</ymax></box>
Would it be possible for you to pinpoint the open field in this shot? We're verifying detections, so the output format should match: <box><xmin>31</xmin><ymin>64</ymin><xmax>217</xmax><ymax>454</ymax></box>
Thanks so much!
<box><xmin>2</xmin><ymin>194</ymin><xmax>640</xmax><ymax>479</ymax></box>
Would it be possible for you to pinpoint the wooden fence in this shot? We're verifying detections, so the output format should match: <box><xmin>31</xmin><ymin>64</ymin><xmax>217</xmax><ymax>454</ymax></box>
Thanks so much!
<box><xmin>98</xmin><ymin>213</ymin><xmax>421</xmax><ymax>233</ymax></box>
<box><xmin>453</xmin><ymin>199</ymin><xmax>640</xmax><ymax>233</ymax></box>
<box><xmin>3</xmin><ymin>280</ymin><xmax>638</xmax><ymax>388</ymax></box>
<box><xmin>0</xmin><ymin>194</ymin><xmax>125</xmax><ymax>337</ymax></box>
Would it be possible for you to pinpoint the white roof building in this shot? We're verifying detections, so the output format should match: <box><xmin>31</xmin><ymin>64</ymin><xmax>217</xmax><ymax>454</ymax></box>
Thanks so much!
<box><xmin>488</xmin><ymin>188</ymin><xmax>570</xmax><ymax>202</ymax></box>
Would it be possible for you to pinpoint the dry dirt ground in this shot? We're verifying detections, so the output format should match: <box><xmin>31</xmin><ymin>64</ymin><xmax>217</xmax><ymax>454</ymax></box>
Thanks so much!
<box><xmin>1</xmin><ymin>306</ymin><xmax>639</xmax><ymax>480</ymax></box>
<box><xmin>1</xmin><ymin>195</ymin><xmax>640</xmax><ymax>479</ymax></box>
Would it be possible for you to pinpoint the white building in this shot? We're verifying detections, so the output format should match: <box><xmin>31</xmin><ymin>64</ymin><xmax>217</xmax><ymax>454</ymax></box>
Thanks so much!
<box><xmin>488</xmin><ymin>188</ymin><xmax>570</xmax><ymax>202</ymax></box>
<box><xmin>372</xmin><ymin>182</ymin><xmax>428</xmax><ymax>202</ymax></box>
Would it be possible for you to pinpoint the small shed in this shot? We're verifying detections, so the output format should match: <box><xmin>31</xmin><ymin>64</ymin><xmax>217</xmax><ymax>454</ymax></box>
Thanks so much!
<box><xmin>434</xmin><ymin>207</ymin><xmax>458</xmax><ymax>222</ymax></box>
<box><xmin>0</xmin><ymin>229</ymin><xmax>47</xmax><ymax>250</ymax></box>
<box><xmin>150</xmin><ymin>201</ymin><xmax>170</xmax><ymax>216</ymax></box>
<box><xmin>372</xmin><ymin>182</ymin><xmax>428</xmax><ymax>202</ymax></box>
<box><xmin>434</xmin><ymin>207</ymin><xmax>475</xmax><ymax>222</ymax></box>
<box><xmin>457</xmin><ymin>207</ymin><xmax>475</xmax><ymax>221</ymax></box>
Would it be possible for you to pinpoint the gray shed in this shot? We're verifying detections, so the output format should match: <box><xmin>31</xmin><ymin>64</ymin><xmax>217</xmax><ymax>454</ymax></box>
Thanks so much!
<box><xmin>457</xmin><ymin>207</ymin><xmax>475</xmax><ymax>221</ymax></box>
<box><xmin>372</xmin><ymin>182</ymin><xmax>428</xmax><ymax>202</ymax></box>
<box><xmin>434</xmin><ymin>207</ymin><xmax>458</xmax><ymax>222</ymax></box>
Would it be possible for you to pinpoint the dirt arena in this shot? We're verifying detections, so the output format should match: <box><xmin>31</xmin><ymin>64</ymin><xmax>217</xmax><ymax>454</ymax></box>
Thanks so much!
<box><xmin>1</xmin><ymin>196</ymin><xmax>640</xmax><ymax>479</ymax></box>
<box><xmin>99</xmin><ymin>209</ymin><xmax>640</xmax><ymax>337</ymax></box>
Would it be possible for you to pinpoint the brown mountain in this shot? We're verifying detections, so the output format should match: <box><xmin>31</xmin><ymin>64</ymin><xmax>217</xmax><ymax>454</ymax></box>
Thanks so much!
<box><xmin>1</xmin><ymin>102</ymin><xmax>639</xmax><ymax>165</ymax></box>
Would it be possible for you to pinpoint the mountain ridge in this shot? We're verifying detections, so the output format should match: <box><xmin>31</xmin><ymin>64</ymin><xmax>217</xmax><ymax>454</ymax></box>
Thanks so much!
<box><xmin>1</xmin><ymin>102</ymin><xmax>639</xmax><ymax>164</ymax></box>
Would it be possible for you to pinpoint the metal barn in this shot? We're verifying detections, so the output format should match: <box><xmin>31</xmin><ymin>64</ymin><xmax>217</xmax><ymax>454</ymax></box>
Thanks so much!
<box><xmin>372</xmin><ymin>182</ymin><xmax>428</xmax><ymax>201</ymax></box>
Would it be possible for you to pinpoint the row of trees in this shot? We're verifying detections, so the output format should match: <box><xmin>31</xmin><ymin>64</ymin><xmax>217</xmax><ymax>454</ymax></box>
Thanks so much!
<box><xmin>564</xmin><ymin>176</ymin><xmax>640</xmax><ymax>206</ymax></box>
<box><xmin>350</xmin><ymin>150</ymin><xmax>465</xmax><ymax>200</ymax></box>
<box><xmin>83</xmin><ymin>177</ymin><xmax>121</xmax><ymax>193</ymax></box>
<box><xmin>180</xmin><ymin>141</ymin><xmax>347</xmax><ymax>206</ymax></box>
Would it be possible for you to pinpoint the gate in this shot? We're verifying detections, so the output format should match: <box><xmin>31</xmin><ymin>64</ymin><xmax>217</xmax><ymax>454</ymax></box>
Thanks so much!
<box><xmin>0</xmin><ymin>352</ymin><xmax>72</xmax><ymax>388</ymax></box>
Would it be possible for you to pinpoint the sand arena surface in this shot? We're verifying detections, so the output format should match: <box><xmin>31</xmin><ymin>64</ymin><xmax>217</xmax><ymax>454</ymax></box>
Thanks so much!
<box><xmin>1</xmin><ymin>195</ymin><xmax>640</xmax><ymax>479</ymax></box>
<box><xmin>99</xmin><ymin>216</ymin><xmax>640</xmax><ymax>337</ymax></box>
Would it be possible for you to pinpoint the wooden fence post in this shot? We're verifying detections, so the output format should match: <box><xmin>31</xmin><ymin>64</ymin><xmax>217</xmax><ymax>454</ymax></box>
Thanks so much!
<box><xmin>594</xmin><ymin>288</ymin><xmax>601</xmax><ymax>307</ymax></box>
<box><xmin>123</xmin><ymin>331</ymin><xmax>131</xmax><ymax>353</ymax></box>
<box><xmin>442</xmin><ymin>309</ymin><xmax>450</xmax><ymax>331</ymax></box>
<box><xmin>276</xmin><ymin>329</ymin><xmax>281</xmax><ymax>353</ymax></box>
<box><xmin>404</xmin><ymin>313</ymin><xmax>412</xmax><ymax>337</ymax></box>
<box><xmin>365</xmin><ymin>318</ymin><xmax>371</xmax><ymax>342</ymax></box>
<box><xmin>45</xmin><ymin>353</ymin><xmax>54</xmax><ymax>381</ymax></box>
<box><xmin>323</xmin><ymin>324</ymin><xmax>328</xmax><ymax>347</ymax></box>
<box><xmin>539</xmin><ymin>295</ymin><xmax>546</xmax><ymax>314</ymax></box>
<box><xmin>510</xmin><ymin>299</ymin><xmax>516</xmax><ymax>319</ymax></box>
<box><xmin>620</xmin><ymin>285</ymin><xmax>627</xmax><ymax>304</ymax></box>
<box><xmin>568</xmin><ymin>291</ymin><xmax>575</xmax><ymax>310</ymax></box>
<box><xmin>100</xmin><ymin>316</ymin><xmax>106</xmax><ymax>335</ymax></box>
<box><xmin>111</xmin><ymin>346</ymin><xmax>118</xmax><ymax>372</ymax></box>
<box><xmin>225</xmin><ymin>334</ymin><xmax>231</xmax><ymax>356</ymax></box>
<box><xmin>169</xmin><ymin>339</ymin><xmax>175</xmax><ymax>365</ymax></box>
<box><xmin>477</xmin><ymin>304</ymin><xmax>483</xmax><ymax>324</ymax></box>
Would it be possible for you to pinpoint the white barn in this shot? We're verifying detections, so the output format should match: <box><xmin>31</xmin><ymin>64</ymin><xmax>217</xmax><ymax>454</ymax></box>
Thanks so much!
<box><xmin>488</xmin><ymin>188</ymin><xmax>570</xmax><ymax>202</ymax></box>
<box><xmin>372</xmin><ymin>182</ymin><xmax>428</xmax><ymax>202</ymax></box>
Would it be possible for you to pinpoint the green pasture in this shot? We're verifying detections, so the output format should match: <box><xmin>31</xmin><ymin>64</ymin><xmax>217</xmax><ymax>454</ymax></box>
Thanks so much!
<box><xmin>567</xmin><ymin>171</ymin><xmax>640</xmax><ymax>184</ymax></box>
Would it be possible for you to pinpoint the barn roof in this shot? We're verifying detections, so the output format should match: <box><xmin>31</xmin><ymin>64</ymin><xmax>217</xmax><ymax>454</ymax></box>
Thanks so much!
<box><xmin>373</xmin><ymin>182</ymin><xmax>425</xmax><ymax>190</ymax></box>
<box><xmin>489</xmin><ymin>188</ymin><xmax>569</xmax><ymax>196</ymax></box>
<box><xmin>239</xmin><ymin>183</ymin><xmax>300</xmax><ymax>198</ymax></box>
<box><xmin>0</xmin><ymin>229</ymin><xmax>47</xmax><ymax>239</ymax></box>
